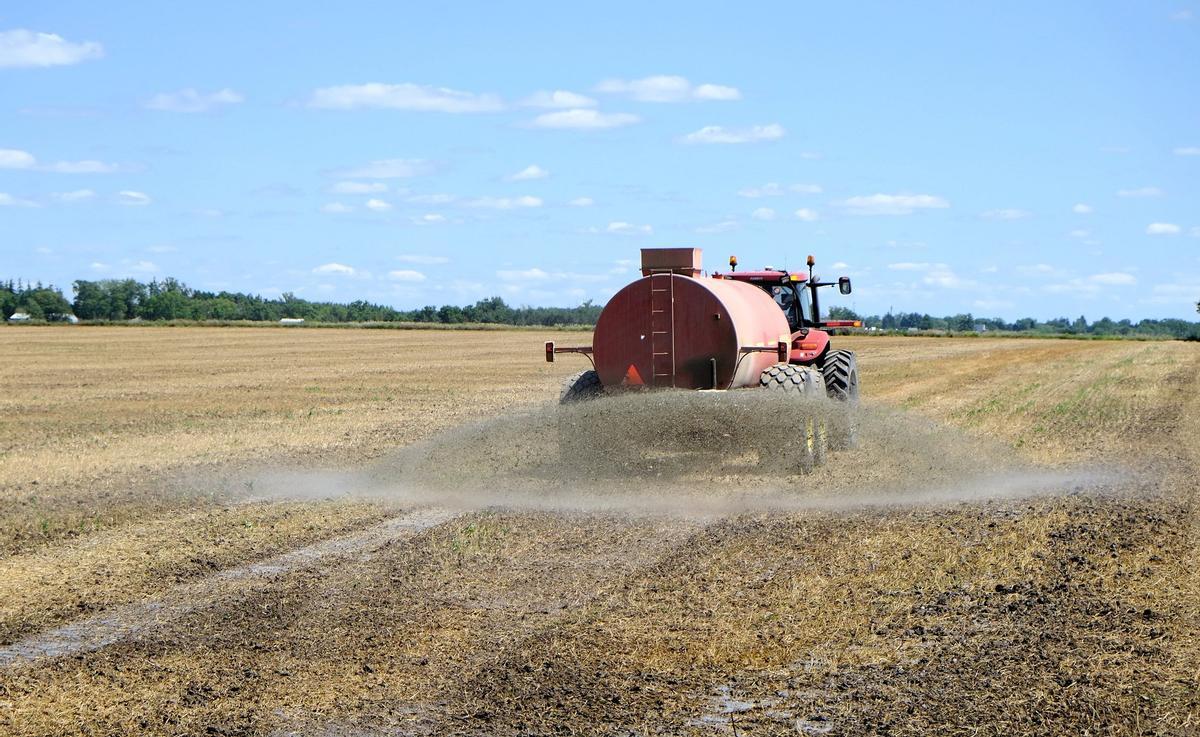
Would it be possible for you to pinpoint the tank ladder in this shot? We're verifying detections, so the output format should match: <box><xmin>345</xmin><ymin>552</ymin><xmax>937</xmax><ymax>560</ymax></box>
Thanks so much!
<box><xmin>649</xmin><ymin>271</ymin><xmax>676</xmax><ymax>387</ymax></box>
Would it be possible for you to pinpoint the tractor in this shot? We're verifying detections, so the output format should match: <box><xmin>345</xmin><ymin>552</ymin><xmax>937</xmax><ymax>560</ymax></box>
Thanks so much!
<box><xmin>546</xmin><ymin>247</ymin><xmax>860</xmax><ymax>404</ymax></box>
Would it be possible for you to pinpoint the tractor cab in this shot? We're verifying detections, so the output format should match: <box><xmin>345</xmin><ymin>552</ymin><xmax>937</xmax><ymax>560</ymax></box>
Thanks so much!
<box><xmin>713</xmin><ymin>255</ymin><xmax>860</xmax><ymax>365</ymax></box>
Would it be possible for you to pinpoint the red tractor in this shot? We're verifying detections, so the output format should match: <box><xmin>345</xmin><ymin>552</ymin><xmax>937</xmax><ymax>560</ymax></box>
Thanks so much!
<box><xmin>546</xmin><ymin>248</ymin><xmax>860</xmax><ymax>404</ymax></box>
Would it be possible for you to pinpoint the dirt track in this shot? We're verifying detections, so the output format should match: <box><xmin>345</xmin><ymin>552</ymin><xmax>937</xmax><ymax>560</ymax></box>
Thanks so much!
<box><xmin>0</xmin><ymin>328</ymin><xmax>1197</xmax><ymax>735</ymax></box>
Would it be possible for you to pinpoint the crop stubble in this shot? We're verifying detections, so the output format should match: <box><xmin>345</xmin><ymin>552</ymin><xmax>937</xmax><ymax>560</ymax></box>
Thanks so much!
<box><xmin>0</xmin><ymin>327</ymin><xmax>1196</xmax><ymax>735</ymax></box>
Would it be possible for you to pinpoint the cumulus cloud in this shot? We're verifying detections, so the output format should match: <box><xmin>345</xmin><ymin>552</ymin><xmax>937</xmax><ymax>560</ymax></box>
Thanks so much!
<box><xmin>0</xmin><ymin>192</ymin><xmax>38</xmax><ymax>207</ymax></box>
<box><xmin>980</xmin><ymin>208</ymin><xmax>1030</xmax><ymax>220</ymax></box>
<box><xmin>1117</xmin><ymin>186</ymin><xmax>1164</xmax><ymax>198</ymax></box>
<box><xmin>508</xmin><ymin>164</ymin><xmax>549</xmax><ymax>181</ymax></box>
<box><xmin>1146</xmin><ymin>222</ymin><xmax>1181</xmax><ymax>235</ymax></box>
<box><xmin>1174</xmin><ymin>146</ymin><xmax>1200</xmax><ymax>156</ymax></box>
<box><xmin>1072</xmin><ymin>203</ymin><xmax>1093</xmax><ymax>214</ymax></box>
<box><xmin>465</xmin><ymin>195</ymin><xmax>542</xmax><ymax>209</ymax></box>
<box><xmin>497</xmin><ymin>267</ymin><xmax>550</xmax><ymax>281</ymax></box>
<box><xmin>115</xmin><ymin>190</ymin><xmax>151</xmax><ymax>206</ymax></box>
<box><xmin>321</xmin><ymin>202</ymin><xmax>353</xmax><ymax>213</ymax></box>
<box><xmin>1046</xmin><ymin>272</ymin><xmax>1138</xmax><ymax>294</ymax></box>
<box><xmin>313</xmin><ymin>263</ymin><xmax>357</xmax><ymax>276</ymax></box>
<box><xmin>51</xmin><ymin>189</ymin><xmax>95</xmax><ymax>202</ymax></box>
<box><xmin>413</xmin><ymin>213</ymin><xmax>446</xmax><ymax>225</ymax></box>
<box><xmin>0</xmin><ymin>149</ymin><xmax>119</xmax><ymax>173</ymax></box>
<box><xmin>1069</xmin><ymin>229</ymin><xmax>1090</xmax><ymax>238</ymax></box>
<box><xmin>1090</xmin><ymin>272</ymin><xmax>1137</xmax><ymax>285</ymax></box>
<box><xmin>596</xmin><ymin>75</ymin><xmax>740</xmax><ymax>102</ymax></box>
<box><xmin>329</xmin><ymin>158</ymin><xmax>435</xmax><ymax>179</ymax></box>
<box><xmin>387</xmin><ymin>269</ymin><xmax>426</xmax><ymax>282</ymax></box>
<box><xmin>840</xmin><ymin>193</ymin><xmax>949</xmax><ymax>215</ymax></box>
<box><xmin>604</xmin><ymin>221</ymin><xmax>653</xmax><ymax>235</ymax></box>
<box><xmin>520</xmin><ymin>90</ymin><xmax>597</xmax><ymax>108</ymax></box>
<box><xmin>330</xmin><ymin>181</ymin><xmax>387</xmax><ymax>194</ymax></box>
<box><xmin>679</xmin><ymin>124</ymin><xmax>785</xmax><ymax>144</ymax></box>
<box><xmin>396</xmin><ymin>254</ymin><xmax>450</xmax><ymax>265</ymax></box>
<box><xmin>0</xmin><ymin>148</ymin><xmax>36</xmax><ymax>169</ymax></box>
<box><xmin>307</xmin><ymin>82</ymin><xmax>503</xmax><ymax>112</ymax></box>
<box><xmin>793</xmin><ymin>208</ymin><xmax>819</xmax><ymax>222</ymax></box>
<box><xmin>737</xmin><ymin>182</ymin><xmax>822</xmax><ymax>197</ymax></box>
<box><xmin>529</xmin><ymin>109</ymin><xmax>640</xmax><ymax>129</ymax></box>
<box><xmin>751</xmin><ymin>207</ymin><xmax>776</xmax><ymax>221</ymax></box>
<box><xmin>145</xmin><ymin>88</ymin><xmax>244</xmax><ymax>113</ymax></box>
<box><xmin>365</xmin><ymin>198</ymin><xmax>392</xmax><ymax>212</ymax></box>
<box><xmin>0</xmin><ymin>29</ymin><xmax>104</xmax><ymax>68</ymax></box>
<box><xmin>568</xmin><ymin>196</ymin><xmax>594</xmax><ymax>207</ymax></box>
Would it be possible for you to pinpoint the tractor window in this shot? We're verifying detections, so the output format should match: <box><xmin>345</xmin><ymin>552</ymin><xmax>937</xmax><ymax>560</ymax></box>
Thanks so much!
<box><xmin>770</xmin><ymin>285</ymin><xmax>810</xmax><ymax>330</ymax></box>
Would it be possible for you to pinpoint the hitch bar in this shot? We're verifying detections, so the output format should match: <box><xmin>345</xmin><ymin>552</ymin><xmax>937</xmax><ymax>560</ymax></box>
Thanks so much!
<box><xmin>545</xmin><ymin>341</ymin><xmax>596</xmax><ymax>368</ymax></box>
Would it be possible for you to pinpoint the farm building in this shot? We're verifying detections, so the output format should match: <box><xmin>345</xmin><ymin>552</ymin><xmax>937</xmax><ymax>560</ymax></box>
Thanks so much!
<box><xmin>7</xmin><ymin>312</ymin><xmax>32</xmax><ymax>322</ymax></box>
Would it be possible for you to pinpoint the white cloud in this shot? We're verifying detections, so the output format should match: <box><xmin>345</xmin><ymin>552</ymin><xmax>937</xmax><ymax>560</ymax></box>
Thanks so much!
<box><xmin>751</xmin><ymin>207</ymin><xmax>776</xmax><ymax>221</ymax></box>
<box><xmin>146</xmin><ymin>244</ymin><xmax>176</xmax><ymax>253</ymax></box>
<box><xmin>1090</xmin><ymin>272</ymin><xmax>1136</xmax><ymax>285</ymax></box>
<box><xmin>737</xmin><ymin>182</ymin><xmax>822</xmax><ymax>197</ymax></box>
<box><xmin>330</xmin><ymin>158</ymin><xmax>435</xmax><ymax>179</ymax></box>
<box><xmin>887</xmin><ymin>262</ymin><xmax>931</xmax><ymax>271</ymax></box>
<box><xmin>387</xmin><ymin>269</ymin><xmax>426</xmax><ymax>282</ymax></box>
<box><xmin>980</xmin><ymin>208</ymin><xmax>1030</xmax><ymax>220</ymax></box>
<box><xmin>51</xmin><ymin>188</ymin><xmax>95</xmax><ymax>202</ymax></box>
<box><xmin>568</xmin><ymin>196</ymin><xmax>594</xmax><ymax>207</ymax></box>
<box><xmin>529</xmin><ymin>108</ymin><xmax>640</xmax><ymax>129</ymax></box>
<box><xmin>0</xmin><ymin>148</ymin><xmax>36</xmax><ymax>169</ymax></box>
<box><xmin>128</xmin><ymin>260</ymin><xmax>159</xmax><ymax>274</ymax></box>
<box><xmin>331</xmin><ymin>181</ymin><xmax>387</xmax><ymax>194</ymax></box>
<box><xmin>1171</xmin><ymin>10</ymin><xmax>1193</xmax><ymax>21</ymax></box>
<box><xmin>90</xmin><ymin>262</ymin><xmax>110</xmax><ymax>271</ymax></box>
<box><xmin>605</xmin><ymin>221</ymin><xmax>653</xmax><ymax>235</ymax></box>
<box><xmin>840</xmin><ymin>193</ymin><xmax>950</xmax><ymax>215</ymax></box>
<box><xmin>680</xmin><ymin>124</ymin><xmax>785</xmax><ymax>144</ymax></box>
<box><xmin>116</xmin><ymin>190</ymin><xmax>151</xmax><ymax>206</ymax></box>
<box><xmin>1146</xmin><ymin>222</ymin><xmax>1181</xmax><ymax>235</ymax></box>
<box><xmin>0</xmin><ymin>29</ymin><xmax>104</xmax><ymax>68</ymax></box>
<box><xmin>365</xmin><ymin>198</ymin><xmax>392</xmax><ymax>212</ymax></box>
<box><xmin>321</xmin><ymin>202</ymin><xmax>353</xmax><ymax>213</ymax></box>
<box><xmin>415</xmin><ymin>213</ymin><xmax>446</xmax><ymax>225</ymax></box>
<box><xmin>508</xmin><ymin>164</ymin><xmax>549</xmax><ymax>181</ymax></box>
<box><xmin>307</xmin><ymin>82</ymin><xmax>503</xmax><ymax>112</ymax></box>
<box><xmin>497</xmin><ymin>267</ymin><xmax>550</xmax><ymax>281</ymax></box>
<box><xmin>0</xmin><ymin>149</ymin><xmax>119</xmax><ymax>173</ymax></box>
<box><xmin>793</xmin><ymin>208</ymin><xmax>819</xmax><ymax>221</ymax></box>
<box><xmin>596</xmin><ymin>75</ymin><xmax>741</xmax><ymax>102</ymax></box>
<box><xmin>830</xmin><ymin>262</ymin><xmax>850</xmax><ymax>270</ymax></box>
<box><xmin>1174</xmin><ymin>146</ymin><xmax>1200</xmax><ymax>156</ymax></box>
<box><xmin>1117</xmin><ymin>186</ymin><xmax>1164</xmax><ymax>198</ymax></box>
<box><xmin>396</xmin><ymin>254</ymin><xmax>450</xmax><ymax>265</ymax></box>
<box><xmin>1192</xmin><ymin>227</ymin><xmax>1200</xmax><ymax>238</ymax></box>
<box><xmin>695</xmin><ymin>220</ymin><xmax>738</xmax><ymax>234</ymax></box>
<box><xmin>313</xmin><ymin>263</ymin><xmax>357</xmax><ymax>276</ymax></box>
<box><xmin>520</xmin><ymin>90</ymin><xmax>597</xmax><ymax>108</ymax></box>
<box><xmin>0</xmin><ymin>192</ymin><xmax>38</xmax><ymax>207</ymax></box>
<box><xmin>145</xmin><ymin>88</ymin><xmax>244</xmax><ymax>113</ymax></box>
<box><xmin>42</xmin><ymin>159</ymin><xmax>120</xmax><ymax>174</ymax></box>
<box><xmin>407</xmin><ymin>193</ymin><xmax>456</xmax><ymax>205</ymax></box>
<box><xmin>1072</xmin><ymin>203</ymin><xmax>1093</xmax><ymax>214</ymax></box>
<box><xmin>1069</xmin><ymin>229</ymin><xmax>1090</xmax><ymax>238</ymax></box>
<box><xmin>465</xmin><ymin>195</ymin><xmax>542</xmax><ymax>209</ymax></box>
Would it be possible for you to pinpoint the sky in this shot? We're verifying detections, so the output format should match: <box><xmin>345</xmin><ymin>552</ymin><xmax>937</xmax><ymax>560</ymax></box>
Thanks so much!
<box><xmin>1</xmin><ymin>2</ymin><xmax>1198</xmax><ymax>320</ymax></box>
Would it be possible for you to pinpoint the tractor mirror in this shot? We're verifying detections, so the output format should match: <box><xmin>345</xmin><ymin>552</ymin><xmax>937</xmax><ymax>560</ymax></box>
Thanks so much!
<box><xmin>839</xmin><ymin>276</ymin><xmax>852</xmax><ymax>295</ymax></box>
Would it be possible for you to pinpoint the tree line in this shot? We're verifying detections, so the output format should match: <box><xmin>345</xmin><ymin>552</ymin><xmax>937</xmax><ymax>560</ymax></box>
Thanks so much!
<box><xmin>1</xmin><ymin>278</ymin><xmax>602</xmax><ymax>326</ymax></box>
<box><xmin>2</xmin><ymin>277</ymin><xmax>1198</xmax><ymax>338</ymax></box>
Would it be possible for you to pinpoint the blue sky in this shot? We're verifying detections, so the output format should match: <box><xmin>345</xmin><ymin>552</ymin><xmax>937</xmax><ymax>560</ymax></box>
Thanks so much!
<box><xmin>1</xmin><ymin>2</ymin><xmax>1198</xmax><ymax>320</ymax></box>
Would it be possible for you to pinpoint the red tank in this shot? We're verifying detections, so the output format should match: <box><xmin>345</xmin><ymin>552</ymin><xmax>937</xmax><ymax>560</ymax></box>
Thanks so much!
<box><xmin>592</xmin><ymin>248</ymin><xmax>790</xmax><ymax>390</ymax></box>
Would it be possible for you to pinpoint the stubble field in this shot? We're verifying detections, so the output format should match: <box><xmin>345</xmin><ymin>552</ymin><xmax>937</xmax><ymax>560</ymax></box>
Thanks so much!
<box><xmin>0</xmin><ymin>326</ymin><xmax>1197</xmax><ymax>736</ymax></box>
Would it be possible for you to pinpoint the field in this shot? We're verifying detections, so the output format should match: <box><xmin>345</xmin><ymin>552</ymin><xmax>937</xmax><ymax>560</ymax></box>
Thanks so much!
<box><xmin>1</xmin><ymin>326</ymin><xmax>1197</xmax><ymax>735</ymax></box>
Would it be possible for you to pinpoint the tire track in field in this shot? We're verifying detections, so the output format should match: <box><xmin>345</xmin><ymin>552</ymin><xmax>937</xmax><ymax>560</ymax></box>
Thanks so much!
<box><xmin>0</xmin><ymin>507</ymin><xmax>461</xmax><ymax>668</ymax></box>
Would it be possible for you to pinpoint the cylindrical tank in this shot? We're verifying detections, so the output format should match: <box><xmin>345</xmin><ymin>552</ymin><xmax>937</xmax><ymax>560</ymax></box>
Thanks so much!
<box><xmin>593</xmin><ymin>274</ymin><xmax>791</xmax><ymax>390</ymax></box>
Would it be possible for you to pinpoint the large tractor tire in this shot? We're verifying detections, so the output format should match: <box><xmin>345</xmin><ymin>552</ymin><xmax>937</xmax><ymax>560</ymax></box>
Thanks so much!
<box><xmin>559</xmin><ymin>369</ymin><xmax>603</xmax><ymax>404</ymax></box>
<box><xmin>759</xmin><ymin>363</ymin><xmax>825</xmax><ymax>398</ymax></box>
<box><xmin>759</xmin><ymin>363</ymin><xmax>827</xmax><ymax>470</ymax></box>
<box><xmin>820</xmin><ymin>350</ymin><xmax>859</xmax><ymax>403</ymax></box>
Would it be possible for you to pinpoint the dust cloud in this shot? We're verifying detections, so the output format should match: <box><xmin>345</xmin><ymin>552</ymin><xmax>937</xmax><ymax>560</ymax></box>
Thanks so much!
<box><xmin>239</xmin><ymin>392</ymin><xmax>1125</xmax><ymax>517</ymax></box>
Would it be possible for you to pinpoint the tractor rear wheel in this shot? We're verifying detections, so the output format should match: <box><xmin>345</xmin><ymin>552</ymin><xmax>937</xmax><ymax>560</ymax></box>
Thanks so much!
<box><xmin>560</xmin><ymin>369</ymin><xmax>603</xmax><ymax>404</ymax></box>
<box><xmin>820</xmin><ymin>350</ymin><xmax>859</xmax><ymax>403</ymax></box>
<box><xmin>759</xmin><ymin>363</ymin><xmax>824</xmax><ymax>398</ymax></box>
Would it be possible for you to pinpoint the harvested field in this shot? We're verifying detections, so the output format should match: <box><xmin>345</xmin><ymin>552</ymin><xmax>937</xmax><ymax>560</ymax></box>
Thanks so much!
<box><xmin>0</xmin><ymin>327</ymin><xmax>1197</xmax><ymax>735</ymax></box>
